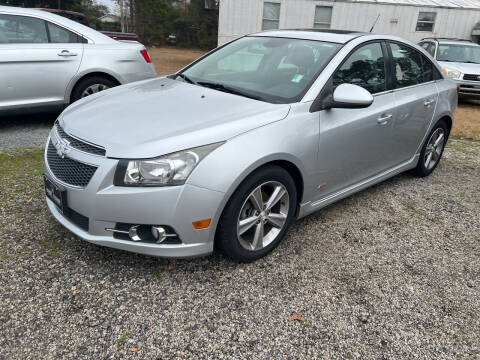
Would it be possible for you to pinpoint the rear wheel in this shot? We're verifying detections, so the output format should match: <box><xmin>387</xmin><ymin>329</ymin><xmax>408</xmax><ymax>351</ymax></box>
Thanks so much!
<box><xmin>412</xmin><ymin>120</ymin><xmax>448</xmax><ymax>177</ymax></box>
<box><xmin>216</xmin><ymin>166</ymin><xmax>297</xmax><ymax>262</ymax></box>
<box><xmin>71</xmin><ymin>76</ymin><xmax>117</xmax><ymax>103</ymax></box>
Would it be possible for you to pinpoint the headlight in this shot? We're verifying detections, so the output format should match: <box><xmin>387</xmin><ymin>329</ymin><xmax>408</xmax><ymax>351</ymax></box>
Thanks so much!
<box><xmin>114</xmin><ymin>142</ymin><xmax>224</xmax><ymax>187</ymax></box>
<box><xmin>443</xmin><ymin>67</ymin><xmax>461</xmax><ymax>79</ymax></box>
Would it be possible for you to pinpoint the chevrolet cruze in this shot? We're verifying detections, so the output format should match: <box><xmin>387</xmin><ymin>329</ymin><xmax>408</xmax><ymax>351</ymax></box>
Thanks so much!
<box><xmin>44</xmin><ymin>30</ymin><xmax>457</xmax><ymax>262</ymax></box>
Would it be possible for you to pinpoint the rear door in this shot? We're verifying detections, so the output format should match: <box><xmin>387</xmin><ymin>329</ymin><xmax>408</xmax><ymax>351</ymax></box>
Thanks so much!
<box><xmin>316</xmin><ymin>41</ymin><xmax>398</xmax><ymax>198</ymax></box>
<box><xmin>387</xmin><ymin>42</ymin><xmax>439</xmax><ymax>165</ymax></box>
<box><xmin>0</xmin><ymin>13</ymin><xmax>84</xmax><ymax>110</ymax></box>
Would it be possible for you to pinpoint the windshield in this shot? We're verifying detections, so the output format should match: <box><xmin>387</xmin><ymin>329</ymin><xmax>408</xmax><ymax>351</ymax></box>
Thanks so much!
<box><xmin>180</xmin><ymin>36</ymin><xmax>341</xmax><ymax>103</ymax></box>
<box><xmin>437</xmin><ymin>44</ymin><xmax>480</xmax><ymax>64</ymax></box>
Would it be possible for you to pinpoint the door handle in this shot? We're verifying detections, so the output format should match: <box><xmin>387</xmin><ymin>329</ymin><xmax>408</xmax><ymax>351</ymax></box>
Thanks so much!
<box><xmin>58</xmin><ymin>50</ymin><xmax>78</xmax><ymax>57</ymax></box>
<box><xmin>377</xmin><ymin>114</ymin><xmax>392</xmax><ymax>125</ymax></box>
<box><xmin>424</xmin><ymin>99</ymin><xmax>435</xmax><ymax>107</ymax></box>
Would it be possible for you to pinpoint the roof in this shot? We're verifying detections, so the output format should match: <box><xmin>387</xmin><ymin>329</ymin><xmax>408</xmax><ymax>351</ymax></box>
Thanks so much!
<box><xmin>37</xmin><ymin>8</ymin><xmax>86</xmax><ymax>17</ymax></box>
<box><xmin>339</xmin><ymin>0</ymin><xmax>480</xmax><ymax>10</ymax></box>
<box><xmin>435</xmin><ymin>39</ymin><xmax>480</xmax><ymax>45</ymax></box>
<box><xmin>251</xmin><ymin>30</ymin><xmax>363</xmax><ymax>44</ymax></box>
<box><xmin>0</xmin><ymin>5</ymin><xmax>114</xmax><ymax>44</ymax></box>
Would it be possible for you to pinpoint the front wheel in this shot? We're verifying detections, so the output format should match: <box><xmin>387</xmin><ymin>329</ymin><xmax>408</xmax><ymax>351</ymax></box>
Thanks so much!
<box><xmin>412</xmin><ymin>120</ymin><xmax>448</xmax><ymax>177</ymax></box>
<box><xmin>216</xmin><ymin>165</ymin><xmax>297</xmax><ymax>262</ymax></box>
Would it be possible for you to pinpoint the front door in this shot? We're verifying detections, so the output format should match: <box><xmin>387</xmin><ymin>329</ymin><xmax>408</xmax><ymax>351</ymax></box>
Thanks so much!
<box><xmin>315</xmin><ymin>41</ymin><xmax>397</xmax><ymax>199</ymax></box>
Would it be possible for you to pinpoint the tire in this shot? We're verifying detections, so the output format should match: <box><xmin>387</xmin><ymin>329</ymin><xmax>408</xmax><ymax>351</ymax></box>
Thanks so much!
<box><xmin>71</xmin><ymin>76</ymin><xmax>117</xmax><ymax>103</ymax></box>
<box><xmin>412</xmin><ymin>120</ymin><xmax>448</xmax><ymax>177</ymax></box>
<box><xmin>216</xmin><ymin>165</ymin><xmax>297</xmax><ymax>262</ymax></box>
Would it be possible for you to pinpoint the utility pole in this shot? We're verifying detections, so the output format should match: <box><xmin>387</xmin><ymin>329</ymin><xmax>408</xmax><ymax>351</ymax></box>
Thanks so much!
<box><xmin>57</xmin><ymin>0</ymin><xmax>61</xmax><ymax>9</ymax></box>
<box><xmin>120</xmin><ymin>0</ymin><xmax>125</xmax><ymax>33</ymax></box>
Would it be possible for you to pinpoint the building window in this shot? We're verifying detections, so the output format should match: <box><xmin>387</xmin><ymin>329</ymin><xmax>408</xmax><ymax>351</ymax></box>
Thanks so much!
<box><xmin>416</xmin><ymin>12</ymin><xmax>436</xmax><ymax>32</ymax></box>
<box><xmin>314</xmin><ymin>6</ymin><xmax>332</xmax><ymax>29</ymax></box>
<box><xmin>262</xmin><ymin>2</ymin><xmax>280</xmax><ymax>30</ymax></box>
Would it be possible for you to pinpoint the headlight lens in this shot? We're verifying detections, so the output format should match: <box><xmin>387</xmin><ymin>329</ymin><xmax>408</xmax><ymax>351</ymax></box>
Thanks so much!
<box><xmin>115</xmin><ymin>142</ymin><xmax>224</xmax><ymax>186</ymax></box>
<box><xmin>443</xmin><ymin>67</ymin><xmax>461</xmax><ymax>79</ymax></box>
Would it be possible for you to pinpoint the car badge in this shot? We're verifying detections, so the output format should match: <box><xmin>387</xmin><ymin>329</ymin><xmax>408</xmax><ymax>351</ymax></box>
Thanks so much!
<box><xmin>54</xmin><ymin>137</ymin><xmax>71</xmax><ymax>159</ymax></box>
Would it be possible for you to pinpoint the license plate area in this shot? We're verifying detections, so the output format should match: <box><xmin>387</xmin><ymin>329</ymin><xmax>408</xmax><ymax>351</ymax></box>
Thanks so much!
<box><xmin>44</xmin><ymin>174</ymin><xmax>67</xmax><ymax>213</ymax></box>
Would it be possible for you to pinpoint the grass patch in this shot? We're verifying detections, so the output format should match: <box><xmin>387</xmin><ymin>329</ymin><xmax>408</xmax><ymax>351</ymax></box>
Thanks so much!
<box><xmin>0</xmin><ymin>147</ymin><xmax>45</xmax><ymax>207</ymax></box>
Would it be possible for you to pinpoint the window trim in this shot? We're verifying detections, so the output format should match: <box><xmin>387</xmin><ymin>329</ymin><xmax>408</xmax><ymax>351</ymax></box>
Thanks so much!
<box><xmin>0</xmin><ymin>12</ymin><xmax>91</xmax><ymax>44</ymax></box>
<box><xmin>310</xmin><ymin>40</ymin><xmax>389</xmax><ymax>113</ymax></box>
<box><xmin>415</xmin><ymin>11</ymin><xmax>437</xmax><ymax>32</ymax></box>
<box><xmin>386</xmin><ymin>40</ymin><xmax>442</xmax><ymax>91</ymax></box>
<box><xmin>262</xmin><ymin>1</ymin><xmax>281</xmax><ymax>30</ymax></box>
<box><xmin>313</xmin><ymin>5</ymin><xmax>333</xmax><ymax>29</ymax></box>
<box><xmin>45</xmin><ymin>20</ymin><xmax>87</xmax><ymax>44</ymax></box>
<box><xmin>332</xmin><ymin>40</ymin><xmax>389</xmax><ymax>94</ymax></box>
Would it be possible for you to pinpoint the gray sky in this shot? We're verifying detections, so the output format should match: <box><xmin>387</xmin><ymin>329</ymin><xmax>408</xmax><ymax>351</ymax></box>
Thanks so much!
<box><xmin>96</xmin><ymin>0</ymin><xmax>118</xmax><ymax>14</ymax></box>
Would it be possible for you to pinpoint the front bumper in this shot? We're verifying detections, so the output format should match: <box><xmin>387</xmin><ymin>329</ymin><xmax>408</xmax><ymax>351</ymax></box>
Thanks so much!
<box><xmin>44</xmin><ymin>132</ymin><xmax>225</xmax><ymax>258</ymax></box>
<box><xmin>455</xmin><ymin>79</ymin><xmax>480</xmax><ymax>98</ymax></box>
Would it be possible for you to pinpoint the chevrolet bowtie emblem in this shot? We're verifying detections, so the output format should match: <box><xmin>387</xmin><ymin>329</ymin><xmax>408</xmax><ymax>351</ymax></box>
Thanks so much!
<box><xmin>54</xmin><ymin>137</ymin><xmax>71</xmax><ymax>159</ymax></box>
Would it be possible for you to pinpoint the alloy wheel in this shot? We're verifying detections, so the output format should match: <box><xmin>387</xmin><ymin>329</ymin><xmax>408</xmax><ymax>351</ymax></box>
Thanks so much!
<box><xmin>236</xmin><ymin>181</ymin><xmax>290</xmax><ymax>251</ymax></box>
<box><xmin>424</xmin><ymin>128</ymin><xmax>445</xmax><ymax>170</ymax></box>
<box><xmin>81</xmin><ymin>84</ymin><xmax>110</xmax><ymax>98</ymax></box>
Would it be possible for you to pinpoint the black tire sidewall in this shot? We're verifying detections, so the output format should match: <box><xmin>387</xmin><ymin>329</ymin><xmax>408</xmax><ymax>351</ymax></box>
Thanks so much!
<box><xmin>216</xmin><ymin>165</ymin><xmax>297</xmax><ymax>262</ymax></box>
<box><xmin>414</xmin><ymin>120</ymin><xmax>448</xmax><ymax>177</ymax></box>
<box><xmin>71</xmin><ymin>76</ymin><xmax>117</xmax><ymax>103</ymax></box>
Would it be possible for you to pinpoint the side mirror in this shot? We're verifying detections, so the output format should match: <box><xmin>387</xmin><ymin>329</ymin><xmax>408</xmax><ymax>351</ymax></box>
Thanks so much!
<box><xmin>331</xmin><ymin>83</ymin><xmax>374</xmax><ymax>109</ymax></box>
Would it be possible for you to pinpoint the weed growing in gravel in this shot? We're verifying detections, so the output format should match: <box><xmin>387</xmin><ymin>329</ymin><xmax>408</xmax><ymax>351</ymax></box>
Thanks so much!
<box><xmin>116</xmin><ymin>331</ymin><xmax>132</xmax><ymax>350</ymax></box>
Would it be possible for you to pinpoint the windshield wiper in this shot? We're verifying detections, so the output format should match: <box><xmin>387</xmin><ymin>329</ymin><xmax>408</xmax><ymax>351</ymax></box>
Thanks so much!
<box><xmin>197</xmin><ymin>81</ymin><xmax>263</xmax><ymax>101</ymax></box>
<box><xmin>176</xmin><ymin>73</ymin><xmax>197</xmax><ymax>85</ymax></box>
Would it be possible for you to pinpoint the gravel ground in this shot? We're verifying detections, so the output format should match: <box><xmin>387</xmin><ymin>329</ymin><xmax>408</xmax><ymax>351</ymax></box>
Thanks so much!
<box><xmin>0</xmin><ymin>113</ymin><xmax>56</xmax><ymax>150</ymax></box>
<box><xmin>0</xmin><ymin>137</ymin><xmax>479</xmax><ymax>359</ymax></box>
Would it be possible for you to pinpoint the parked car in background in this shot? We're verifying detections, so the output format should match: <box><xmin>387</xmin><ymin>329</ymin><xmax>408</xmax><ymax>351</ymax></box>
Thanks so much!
<box><xmin>0</xmin><ymin>5</ymin><xmax>156</xmax><ymax>113</ymax></box>
<box><xmin>44</xmin><ymin>30</ymin><xmax>457</xmax><ymax>262</ymax></box>
<box><xmin>39</xmin><ymin>8</ymin><xmax>140</xmax><ymax>42</ymax></box>
<box><xmin>419</xmin><ymin>38</ymin><xmax>480</xmax><ymax>99</ymax></box>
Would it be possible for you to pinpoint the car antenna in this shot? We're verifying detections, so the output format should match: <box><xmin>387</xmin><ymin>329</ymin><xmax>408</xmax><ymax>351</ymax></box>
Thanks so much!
<box><xmin>369</xmin><ymin>14</ymin><xmax>380</xmax><ymax>32</ymax></box>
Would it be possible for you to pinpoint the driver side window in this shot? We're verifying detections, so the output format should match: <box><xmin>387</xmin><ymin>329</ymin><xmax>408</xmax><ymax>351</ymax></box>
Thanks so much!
<box><xmin>333</xmin><ymin>42</ymin><xmax>386</xmax><ymax>94</ymax></box>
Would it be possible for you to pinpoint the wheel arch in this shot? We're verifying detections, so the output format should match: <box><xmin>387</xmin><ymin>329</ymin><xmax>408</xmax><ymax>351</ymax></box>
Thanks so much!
<box><xmin>438</xmin><ymin>114</ymin><xmax>453</xmax><ymax>137</ymax></box>
<box><xmin>68</xmin><ymin>71</ymin><xmax>122</xmax><ymax>103</ymax></box>
<box><xmin>212</xmin><ymin>158</ymin><xmax>305</xmax><ymax>249</ymax></box>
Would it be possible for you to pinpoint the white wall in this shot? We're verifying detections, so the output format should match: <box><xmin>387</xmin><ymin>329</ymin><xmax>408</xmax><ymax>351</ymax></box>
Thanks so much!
<box><xmin>218</xmin><ymin>0</ymin><xmax>480</xmax><ymax>45</ymax></box>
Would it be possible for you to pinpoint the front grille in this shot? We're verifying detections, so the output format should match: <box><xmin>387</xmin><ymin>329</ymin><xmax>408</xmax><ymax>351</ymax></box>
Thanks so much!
<box><xmin>463</xmin><ymin>74</ymin><xmax>480</xmax><ymax>81</ymax></box>
<box><xmin>46</xmin><ymin>141</ymin><xmax>97</xmax><ymax>187</ymax></box>
<box><xmin>55</xmin><ymin>122</ymin><xmax>106</xmax><ymax>156</ymax></box>
<box><xmin>65</xmin><ymin>208</ymin><xmax>89</xmax><ymax>232</ymax></box>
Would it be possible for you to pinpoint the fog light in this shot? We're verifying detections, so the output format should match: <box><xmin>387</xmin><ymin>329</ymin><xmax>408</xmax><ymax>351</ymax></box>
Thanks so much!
<box><xmin>129</xmin><ymin>225</ymin><xmax>142</xmax><ymax>241</ymax></box>
<box><xmin>151</xmin><ymin>226</ymin><xmax>167</xmax><ymax>243</ymax></box>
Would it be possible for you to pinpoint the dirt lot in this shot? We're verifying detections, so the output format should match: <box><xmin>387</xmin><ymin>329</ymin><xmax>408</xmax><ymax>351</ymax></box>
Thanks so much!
<box><xmin>149</xmin><ymin>47</ymin><xmax>206</xmax><ymax>77</ymax></box>
<box><xmin>0</xmin><ymin>47</ymin><xmax>479</xmax><ymax>359</ymax></box>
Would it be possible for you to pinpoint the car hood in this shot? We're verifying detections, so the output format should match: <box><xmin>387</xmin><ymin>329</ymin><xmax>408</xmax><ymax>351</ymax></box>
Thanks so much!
<box><xmin>437</xmin><ymin>60</ymin><xmax>480</xmax><ymax>74</ymax></box>
<box><xmin>60</xmin><ymin>78</ymin><xmax>291</xmax><ymax>158</ymax></box>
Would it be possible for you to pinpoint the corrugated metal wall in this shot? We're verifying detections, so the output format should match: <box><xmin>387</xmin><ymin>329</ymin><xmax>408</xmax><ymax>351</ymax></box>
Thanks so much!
<box><xmin>218</xmin><ymin>0</ymin><xmax>480</xmax><ymax>45</ymax></box>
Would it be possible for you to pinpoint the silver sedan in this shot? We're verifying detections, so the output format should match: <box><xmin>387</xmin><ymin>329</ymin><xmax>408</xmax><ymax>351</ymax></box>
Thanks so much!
<box><xmin>44</xmin><ymin>30</ymin><xmax>457</xmax><ymax>262</ymax></box>
<box><xmin>0</xmin><ymin>5</ymin><xmax>157</xmax><ymax>113</ymax></box>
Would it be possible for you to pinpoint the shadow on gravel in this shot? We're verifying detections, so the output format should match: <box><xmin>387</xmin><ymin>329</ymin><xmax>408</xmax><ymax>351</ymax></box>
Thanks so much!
<box><xmin>0</xmin><ymin>110</ymin><xmax>60</xmax><ymax>129</ymax></box>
